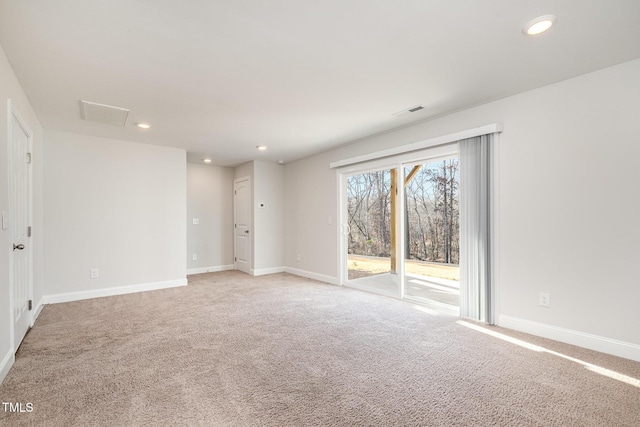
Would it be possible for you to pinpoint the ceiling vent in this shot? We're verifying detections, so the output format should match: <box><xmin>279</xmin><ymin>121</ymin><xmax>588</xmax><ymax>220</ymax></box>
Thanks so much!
<box><xmin>393</xmin><ymin>104</ymin><xmax>425</xmax><ymax>117</ymax></box>
<box><xmin>80</xmin><ymin>100</ymin><xmax>130</xmax><ymax>127</ymax></box>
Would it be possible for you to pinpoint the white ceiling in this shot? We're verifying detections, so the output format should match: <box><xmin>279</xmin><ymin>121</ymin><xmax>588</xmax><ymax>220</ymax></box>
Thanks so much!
<box><xmin>1</xmin><ymin>1</ymin><xmax>639</xmax><ymax>166</ymax></box>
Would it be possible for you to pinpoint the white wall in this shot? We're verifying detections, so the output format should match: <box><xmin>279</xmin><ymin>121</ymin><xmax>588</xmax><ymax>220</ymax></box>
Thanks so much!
<box><xmin>43</xmin><ymin>130</ymin><xmax>187</xmax><ymax>299</ymax></box>
<box><xmin>253</xmin><ymin>160</ymin><xmax>284</xmax><ymax>273</ymax></box>
<box><xmin>0</xmin><ymin>44</ymin><xmax>44</xmax><ymax>381</ymax></box>
<box><xmin>186</xmin><ymin>162</ymin><xmax>234</xmax><ymax>273</ymax></box>
<box><xmin>284</xmin><ymin>150</ymin><xmax>337</xmax><ymax>279</ymax></box>
<box><xmin>284</xmin><ymin>59</ymin><xmax>640</xmax><ymax>356</ymax></box>
<box><xmin>234</xmin><ymin>161</ymin><xmax>253</xmax><ymax>182</ymax></box>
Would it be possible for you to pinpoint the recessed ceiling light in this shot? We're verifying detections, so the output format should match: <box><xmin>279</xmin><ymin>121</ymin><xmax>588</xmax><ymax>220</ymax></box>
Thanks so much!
<box><xmin>136</xmin><ymin>122</ymin><xmax>151</xmax><ymax>129</ymax></box>
<box><xmin>523</xmin><ymin>15</ymin><xmax>556</xmax><ymax>36</ymax></box>
<box><xmin>256</xmin><ymin>145</ymin><xmax>267</xmax><ymax>151</ymax></box>
<box><xmin>203</xmin><ymin>158</ymin><xmax>212</xmax><ymax>164</ymax></box>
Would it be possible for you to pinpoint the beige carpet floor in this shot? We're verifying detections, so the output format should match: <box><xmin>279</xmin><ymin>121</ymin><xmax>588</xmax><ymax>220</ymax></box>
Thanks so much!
<box><xmin>1</xmin><ymin>271</ymin><xmax>639</xmax><ymax>426</ymax></box>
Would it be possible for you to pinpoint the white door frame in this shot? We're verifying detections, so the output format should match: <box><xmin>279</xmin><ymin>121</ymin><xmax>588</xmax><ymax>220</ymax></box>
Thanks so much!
<box><xmin>7</xmin><ymin>99</ymin><xmax>33</xmax><ymax>352</ymax></box>
<box><xmin>233</xmin><ymin>176</ymin><xmax>252</xmax><ymax>274</ymax></box>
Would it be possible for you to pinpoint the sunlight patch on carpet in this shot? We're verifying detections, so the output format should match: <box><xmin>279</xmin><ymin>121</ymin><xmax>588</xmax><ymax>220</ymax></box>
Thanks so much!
<box><xmin>457</xmin><ymin>320</ymin><xmax>640</xmax><ymax>389</ymax></box>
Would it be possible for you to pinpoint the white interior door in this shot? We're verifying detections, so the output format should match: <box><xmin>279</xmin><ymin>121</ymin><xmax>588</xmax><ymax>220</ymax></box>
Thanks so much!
<box><xmin>234</xmin><ymin>177</ymin><xmax>251</xmax><ymax>274</ymax></box>
<box><xmin>9</xmin><ymin>104</ymin><xmax>32</xmax><ymax>351</ymax></box>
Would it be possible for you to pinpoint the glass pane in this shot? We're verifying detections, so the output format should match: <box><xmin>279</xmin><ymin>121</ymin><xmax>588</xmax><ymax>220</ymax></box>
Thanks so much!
<box><xmin>403</xmin><ymin>159</ymin><xmax>460</xmax><ymax>309</ymax></box>
<box><xmin>346</xmin><ymin>169</ymin><xmax>399</xmax><ymax>295</ymax></box>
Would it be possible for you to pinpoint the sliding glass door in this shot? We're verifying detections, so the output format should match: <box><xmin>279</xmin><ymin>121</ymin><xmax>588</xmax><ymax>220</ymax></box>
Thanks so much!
<box><xmin>340</xmin><ymin>149</ymin><xmax>460</xmax><ymax>314</ymax></box>
<box><xmin>339</xmin><ymin>133</ymin><xmax>496</xmax><ymax>322</ymax></box>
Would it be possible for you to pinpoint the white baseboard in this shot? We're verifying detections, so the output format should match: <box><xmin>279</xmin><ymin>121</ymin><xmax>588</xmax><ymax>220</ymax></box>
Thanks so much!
<box><xmin>0</xmin><ymin>349</ymin><xmax>14</xmax><ymax>385</ymax></box>
<box><xmin>187</xmin><ymin>264</ymin><xmax>234</xmax><ymax>275</ymax></box>
<box><xmin>43</xmin><ymin>278</ymin><xmax>188</xmax><ymax>305</ymax></box>
<box><xmin>31</xmin><ymin>297</ymin><xmax>45</xmax><ymax>326</ymax></box>
<box><xmin>499</xmin><ymin>315</ymin><xmax>640</xmax><ymax>362</ymax></box>
<box><xmin>252</xmin><ymin>267</ymin><xmax>285</xmax><ymax>276</ymax></box>
<box><xmin>284</xmin><ymin>267</ymin><xmax>339</xmax><ymax>285</ymax></box>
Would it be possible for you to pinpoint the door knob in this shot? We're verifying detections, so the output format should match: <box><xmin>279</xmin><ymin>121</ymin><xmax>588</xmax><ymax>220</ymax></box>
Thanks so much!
<box><xmin>13</xmin><ymin>243</ymin><xmax>25</xmax><ymax>251</ymax></box>
<box><xmin>245</xmin><ymin>230</ymin><xmax>249</xmax><ymax>234</ymax></box>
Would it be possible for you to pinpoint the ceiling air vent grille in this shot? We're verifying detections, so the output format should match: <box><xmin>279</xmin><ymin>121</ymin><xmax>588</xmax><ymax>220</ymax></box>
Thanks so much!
<box><xmin>80</xmin><ymin>100</ymin><xmax>130</xmax><ymax>127</ymax></box>
<box><xmin>393</xmin><ymin>104</ymin><xmax>426</xmax><ymax>117</ymax></box>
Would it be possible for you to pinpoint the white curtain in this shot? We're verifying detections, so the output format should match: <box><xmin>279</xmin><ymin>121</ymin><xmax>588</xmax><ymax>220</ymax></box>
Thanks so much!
<box><xmin>459</xmin><ymin>134</ymin><xmax>494</xmax><ymax>323</ymax></box>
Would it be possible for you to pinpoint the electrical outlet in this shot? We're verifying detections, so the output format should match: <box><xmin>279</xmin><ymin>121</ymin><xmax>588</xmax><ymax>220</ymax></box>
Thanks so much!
<box><xmin>192</xmin><ymin>254</ymin><xmax>197</xmax><ymax>261</ymax></box>
<box><xmin>539</xmin><ymin>292</ymin><xmax>550</xmax><ymax>307</ymax></box>
<box><xmin>90</xmin><ymin>268</ymin><xmax>99</xmax><ymax>279</ymax></box>
<box><xmin>296</xmin><ymin>254</ymin><xmax>302</xmax><ymax>262</ymax></box>
<box><xmin>192</xmin><ymin>218</ymin><xmax>199</xmax><ymax>225</ymax></box>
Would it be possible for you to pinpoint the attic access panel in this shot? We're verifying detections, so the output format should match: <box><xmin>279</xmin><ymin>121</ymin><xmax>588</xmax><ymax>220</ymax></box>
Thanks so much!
<box><xmin>80</xmin><ymin>100</ymin><xmax>129</xmax><ymax>127</ymax></box>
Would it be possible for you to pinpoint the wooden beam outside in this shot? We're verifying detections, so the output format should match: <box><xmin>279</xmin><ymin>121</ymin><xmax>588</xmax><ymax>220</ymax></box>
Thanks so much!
<box><xmin>404</xmin><ymin>165</ymin><xmax>422</xmax><ymax>187</ymax></box>
<box><xmin>390</xmin><ymin>169</ymin><xmax>398</xmax><ymax>274</ymax></box>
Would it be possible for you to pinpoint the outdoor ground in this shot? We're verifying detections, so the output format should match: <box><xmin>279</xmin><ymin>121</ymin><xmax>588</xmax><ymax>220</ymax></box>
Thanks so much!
<box><xmin>348</xmin><ymin>255</ymin><xmax>459</xmax><ymax>281</ymax></box>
